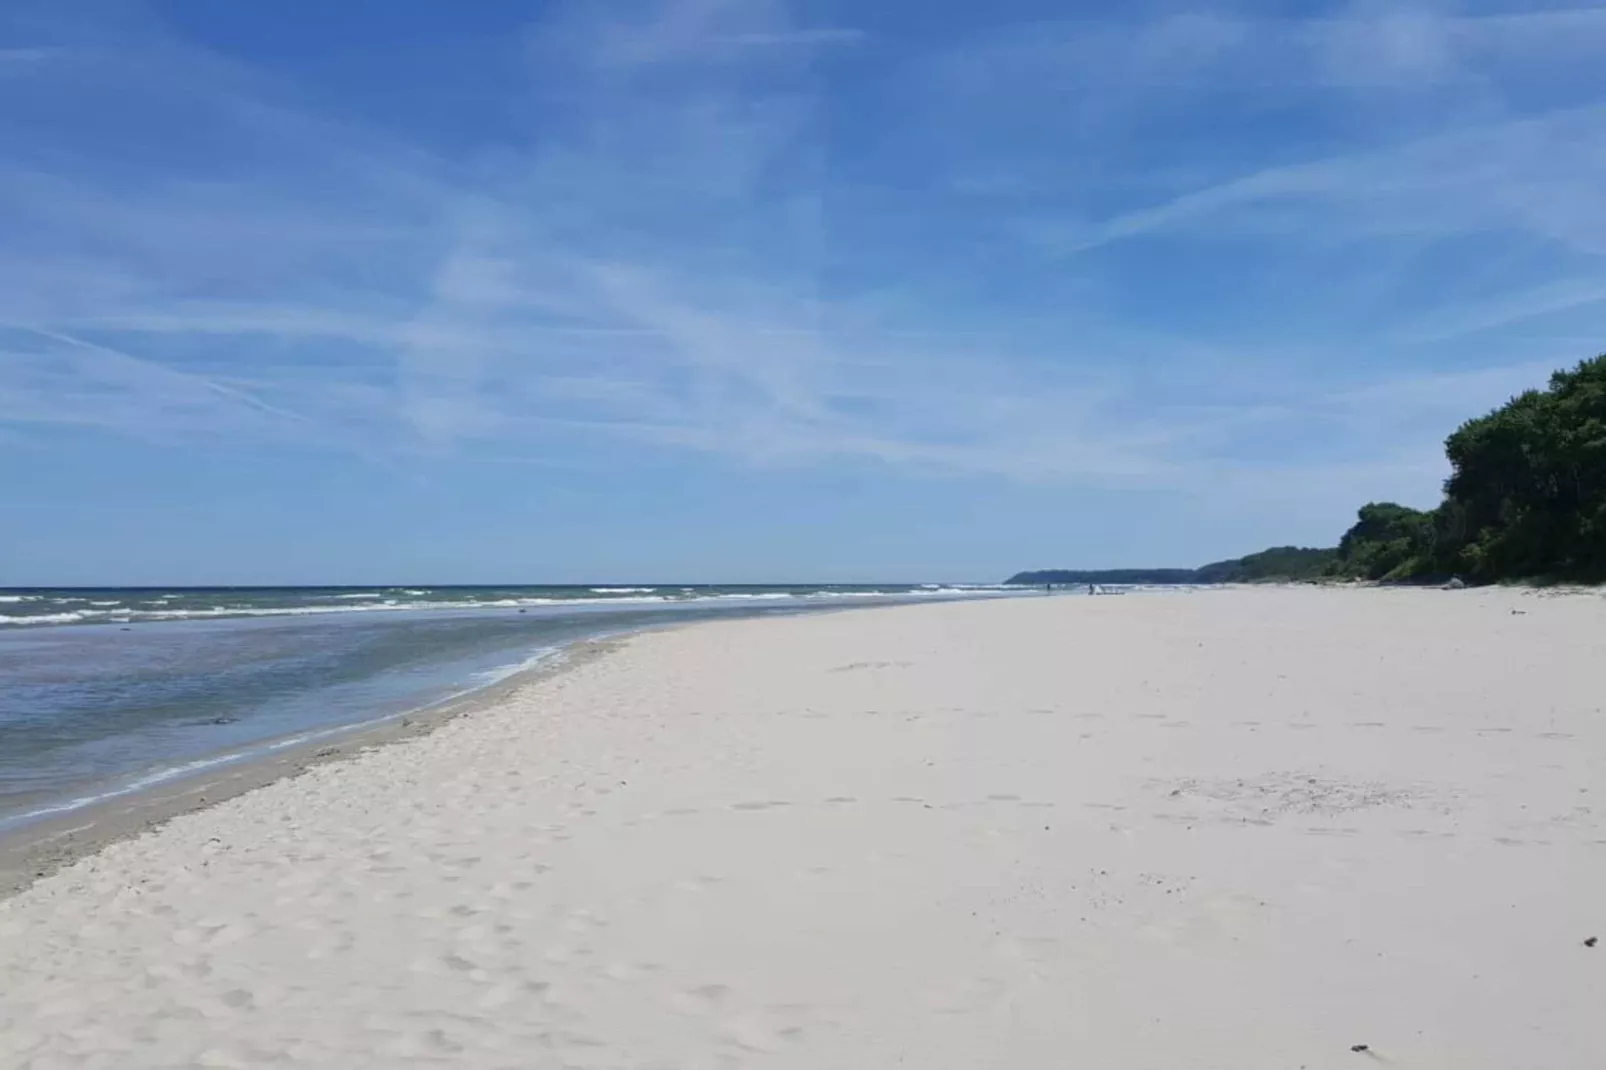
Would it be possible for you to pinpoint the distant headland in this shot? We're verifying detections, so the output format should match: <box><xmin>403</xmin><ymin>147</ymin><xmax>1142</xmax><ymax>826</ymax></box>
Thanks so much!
<box><xmin>1010</xmin><ymin>352</ymin><xmax>1606</xmax><ymax>588</ymax></box>
<box><xmin>1007</xmin><ymin>546</ymin><xmax>1334</xmax><ymax>587</ymax></box>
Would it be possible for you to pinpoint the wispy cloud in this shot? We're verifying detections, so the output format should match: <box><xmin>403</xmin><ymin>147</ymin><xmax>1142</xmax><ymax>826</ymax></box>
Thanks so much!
<box><xmin>706</xmin><ymin>28</ymin><xmax>864</xmax><ymax>47</ymax></box>
<box><xmin>1398</xmin><ymin>278</ymin><xmax>1606</xmax><ymax>342</ymax></box>
<box><xmin>0</xmin><ymin>0</ymin><xmax>1601</xmax><ymax>512</ymax></box>
<box><xmin>0</xmin><ymin>45</ymin><xmax>63</xmax><ymax>64</ymax></box>
<box><xmin>925</xmin><ymin>5</ymin><xmax>1606</xmax><ymax>95</ymax></box>
<box><xmin>0</xmin><ymin>326</ymin><xmax>305</xmax><ymax>439</ymax></box>
<box><xmin>1031</xmin><ymin>103</ymin><xmax>1606</xmax><ymax>256</ymax></box>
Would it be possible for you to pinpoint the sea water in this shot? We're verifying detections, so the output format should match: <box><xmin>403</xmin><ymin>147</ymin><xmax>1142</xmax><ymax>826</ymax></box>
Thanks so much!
<box><xmin>0</xmin><ymin>584</ymin><xmax>1017</xmax><ymax>828</ymax></box>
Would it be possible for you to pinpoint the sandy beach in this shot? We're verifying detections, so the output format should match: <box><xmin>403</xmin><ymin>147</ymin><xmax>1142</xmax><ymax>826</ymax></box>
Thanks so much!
<box><xmin>2</xmin><ymin>587</ymin><xmax>1602</xmax><ymax>1068</ymax></box>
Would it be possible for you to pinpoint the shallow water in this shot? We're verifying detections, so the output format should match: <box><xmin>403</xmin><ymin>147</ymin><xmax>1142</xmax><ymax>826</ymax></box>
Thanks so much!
<box><xmin>0</xmin><ymin>585</ymin><xmax>1018</xmax><ymax>828</ymax></box>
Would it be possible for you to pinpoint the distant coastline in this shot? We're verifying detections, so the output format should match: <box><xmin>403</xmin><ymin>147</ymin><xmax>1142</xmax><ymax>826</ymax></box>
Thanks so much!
<box><xmin>1014</xmin><ymin>351</ymin><xmax>1606</xmax><ymax>588</ymax></box>
<box><xmin>1007</xmin><ymin>546</ymin><xmax>1334</xmax><ymax>586</ymax></box>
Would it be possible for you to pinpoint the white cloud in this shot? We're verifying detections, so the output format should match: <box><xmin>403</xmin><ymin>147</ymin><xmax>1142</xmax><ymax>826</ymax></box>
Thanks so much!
<box><xmin>1029</xmin><ymin>103</ymin><xmax>1606</xmax><ymax>255</ymax></box>
<box><xmin>0</xmin><ymin>46</ymin><xmax>63</xmax><ymax>65</ymax></box>
<box><xmin>926</xmin><ymin>5</ymin><xmax>1606</xmax><ymax>94</ymax></box>
<box><xmin>0</xmin><ymin>0</ymin><xmax>1598</xmax><ymax>509</ymax></box>
<box><xmin>0</xmin><ymin>327</ymin><xmax>308</xmax><ymax>438</ymax></box>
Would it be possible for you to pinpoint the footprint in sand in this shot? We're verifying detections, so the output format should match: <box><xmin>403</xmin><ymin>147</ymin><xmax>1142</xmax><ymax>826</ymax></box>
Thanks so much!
<box><xmin>720</xmin><ymin>1013</ymin><xmax>805</xmax><ymax>1053</ymax></box>
<box><xmin>669</xmin><ymin>983</ymin><xmax>733</xmax><ymax>1016</ymax></box>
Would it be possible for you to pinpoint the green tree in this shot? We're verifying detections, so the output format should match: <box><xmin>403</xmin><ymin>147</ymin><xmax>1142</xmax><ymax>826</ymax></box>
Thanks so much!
<box><xmin>1330</xmin><ymin>502</ymin><xmax>1437</xmax><ymax>581</ymax></box>
<box><xmin>1440</xmin><ymin>355</ymin><xmax>1606</xmax><ymax>581</ymax></box>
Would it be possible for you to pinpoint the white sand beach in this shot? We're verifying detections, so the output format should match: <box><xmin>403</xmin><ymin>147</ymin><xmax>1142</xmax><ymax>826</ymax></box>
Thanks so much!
<box><xmin>2</xmin><ymin>588</ymin><xmax>1602</xmax><ymax>1068</ymax></box>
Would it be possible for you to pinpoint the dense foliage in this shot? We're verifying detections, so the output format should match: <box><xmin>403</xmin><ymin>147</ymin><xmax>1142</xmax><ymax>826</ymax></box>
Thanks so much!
<box><xmin>1194</xmin><ymin>546</ymin><xmax>1336</xmax><ymax>583</ymax></box>
<box><xmin>1439</xmin><ymin>356</ymin><xmax>1606</xmax><ymax>580</ymax></box>
<box><xmin>1327</xmin><ymin>502</ymin><xmax>1437</xmax><ymax>582</ymax></box>
<box><xmin>1329</xmin><ymin>355</ymin><xmax>1606</xmax><ymax>583</ymax></box>
<box><xmin>1011</xmin><ymin>354</ymin><xmax>1606</xmax><ymax>587</ymax></box>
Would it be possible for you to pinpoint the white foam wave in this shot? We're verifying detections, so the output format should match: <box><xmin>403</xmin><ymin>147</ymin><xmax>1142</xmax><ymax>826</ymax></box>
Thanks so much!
<box><xmin>469</xmin><ymin>645</ymin><xmax>566</xmax><ymax>688</ymax></box>
<box><xmin>0</xmin><ymin>612</ymin><xmax>88</xmax><ymax>625</ymax></box>
<box><xmin>0</xmin><ymin>585</ymin><xmax>1024</xmax><ymax>628</ymax></box>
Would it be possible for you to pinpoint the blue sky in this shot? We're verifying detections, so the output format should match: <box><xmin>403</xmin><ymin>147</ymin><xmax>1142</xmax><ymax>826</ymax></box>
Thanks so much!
<box><xmin>3</xmin><ymin>0</ymin><xmax>1605</xmax><ymax>584</ymax></box>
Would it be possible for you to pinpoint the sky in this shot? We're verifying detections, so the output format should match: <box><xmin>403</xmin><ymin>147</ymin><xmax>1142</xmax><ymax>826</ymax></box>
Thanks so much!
<box><xmin>3</xmin><ymin>0</ymin><xmax>1605</xmax><ymax>585</ymax></box>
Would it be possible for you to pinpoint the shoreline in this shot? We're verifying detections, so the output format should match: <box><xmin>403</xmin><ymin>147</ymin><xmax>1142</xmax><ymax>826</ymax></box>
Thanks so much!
<box><xmin>4</xmin><ymin>582</ymin><xmax>1587</xmax><ymax>900</ymax></box>
<box><xmin>0</xmin><ymin>637</ymin><xmax>622</xmax><ymax>899</ymax></box>
<box><xmin>0</xmin><ymin>594</ymin><xmax>994</xmax><ymax>898</ymax></box>
<box><xmin>4</xmin><ymin>587</ymin><xmax>1599</xmax><ymax>1066</ymax></box>
<box><xmin>0</xmin><ymin>592</ymin><xmax>1030</xmax><ymax>872</ymax></box>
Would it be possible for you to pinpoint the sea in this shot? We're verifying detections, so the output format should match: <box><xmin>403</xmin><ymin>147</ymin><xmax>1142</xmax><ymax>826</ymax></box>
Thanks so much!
<box><xmin>0</xmin><ymin>584</ymin><xmax>1019</xmax><ymax>830</ymax></box>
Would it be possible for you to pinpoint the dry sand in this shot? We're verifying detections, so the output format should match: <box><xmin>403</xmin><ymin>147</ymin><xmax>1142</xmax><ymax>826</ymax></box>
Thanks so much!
<box><xmin>2</xmin><ymin>587</ymin><xmax>1602</xmax><ymax>1068</ymax></box>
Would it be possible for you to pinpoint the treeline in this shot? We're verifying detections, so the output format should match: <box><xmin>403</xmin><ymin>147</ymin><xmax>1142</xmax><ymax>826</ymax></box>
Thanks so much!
<box><xmin>1009</xmin><ymin>353</ymin><xmax>1605</xmax><ymax>587</ymax></box>
<box><xmin>1007</xmin><ymin>547</ymin><xmax>1333</xmax><ymax>587</ymax></box>
<box><xmin>1007</xmin><ymin>568</ymin><xmax>1199</xmax><ymax>586</ymax></box>
<box><xmin>1196</xmin><ymin>546</ymin><xmax>1335</xmax><ymax>582</ymax></box>
<box><xmin>1327</xmin><ymin>354</ymin><xmax>1606</xmax><ymax>584</ymax></box>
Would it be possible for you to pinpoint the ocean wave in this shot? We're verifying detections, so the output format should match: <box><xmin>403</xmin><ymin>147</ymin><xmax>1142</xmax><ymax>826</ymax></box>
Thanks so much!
<box><xmin>0</xmin><ymin>595</ymin><xmax>39</xmax><ymax>603</ymax></box>
<box><xmin>0</xmin><ymin>612</ymin><xmax>88</xmax><ymax>625</ymax></box>
<box><xmin>469</xmin><ymin>645</ymin><xmax>566</xmax><ymax>688</ymax></box>
<box><xmin>0</xmin><ymin>586</ymin><xmax>1019</xmax><ymax>628</ymax></box>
